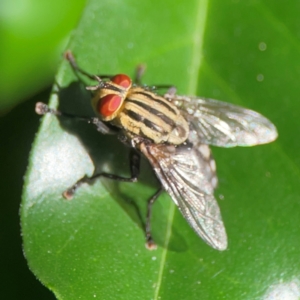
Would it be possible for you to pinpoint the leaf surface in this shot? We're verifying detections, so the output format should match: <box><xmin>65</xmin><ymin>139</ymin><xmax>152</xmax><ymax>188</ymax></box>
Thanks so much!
<box><xmin>22</xmin><ymin>0</ymin><xmax>300</xmax><ymax>299</ymax></box>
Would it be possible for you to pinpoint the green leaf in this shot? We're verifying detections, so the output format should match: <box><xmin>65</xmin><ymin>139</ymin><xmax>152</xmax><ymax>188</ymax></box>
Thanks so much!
<box><xmin>22</xmin><ymin>0</ymin><xmax>300</xmax><ymax>299</ymax></box>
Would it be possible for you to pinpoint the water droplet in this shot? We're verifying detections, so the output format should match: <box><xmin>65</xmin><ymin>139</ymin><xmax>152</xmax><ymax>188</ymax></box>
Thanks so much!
<box><xmin>259</xmin><ymin>42</ymin><xmax>267</xmax><ymax>51</ymax></box>
<box><xmin>257</xmin><ymin>74</ymin><xmax>264</xmax><ymax>82</ymax></box>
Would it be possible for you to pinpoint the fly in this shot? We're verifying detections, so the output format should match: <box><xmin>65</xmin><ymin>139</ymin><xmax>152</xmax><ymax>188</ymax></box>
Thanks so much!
<box><xmin>35</xmin><ymin>51</ymin><xmax>278</xmax><ymax>251</ymax></box>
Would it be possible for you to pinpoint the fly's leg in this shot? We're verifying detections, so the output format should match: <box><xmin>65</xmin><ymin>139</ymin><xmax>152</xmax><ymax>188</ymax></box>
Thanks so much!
<box><xmin>63</xmin><ymin>149</ymin><xmax>140</xmax><ymax>199</ymax></box>
<box><xmin>66</xmin><ymin>51</ymin><xmax>177</xmax><ymax>96</ymax></box>
<box><xmin>164</xmin><ymin>86</ymin><xmax>177</xmax><ymax>98</ymax></box>
<box><xmin>134</xmin><ymin>64</ymin><xmax>176</xmax><ymax>97</ymax></box>
<box><xmin>65</xmin><ymin>50</ymin><xmax>98</xmax><ymax>81</ymax></box>
<box><xmin>65</xmin><ymin>51</ymin><xmax>112</xmax><ymax>82</ymax></box>
<box><xmin>145</xmin><ymin>187</ymin><xmax>164</xmax><ymax>250</ymax></box>
<box><xmin>134</xmin><ymin>64</ymin><xmax>147</xmax><ymax>85</ymax></box>
<box><xmin>35</xmin><ymin>102</ymin><xmax>115</xmax><ymax>135</ymax></box>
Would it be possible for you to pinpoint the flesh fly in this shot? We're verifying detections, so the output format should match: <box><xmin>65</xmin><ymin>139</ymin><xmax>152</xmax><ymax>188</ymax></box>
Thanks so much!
<box><xmin>36</xmin><ymin>51</ymin><xmax>278</xmax><ymax>250</ymax></box>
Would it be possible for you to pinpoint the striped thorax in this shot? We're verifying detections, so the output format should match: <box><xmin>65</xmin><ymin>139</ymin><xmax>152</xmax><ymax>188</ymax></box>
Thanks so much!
<box><xmin>90</xmin><ymin>74</ymin><xmax>189</xmax><ymax>145</ymax></box>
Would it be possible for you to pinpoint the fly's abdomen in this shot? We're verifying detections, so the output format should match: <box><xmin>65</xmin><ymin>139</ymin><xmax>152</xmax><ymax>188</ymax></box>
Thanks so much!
<box><xmin>116</xmin><ymin>88</ymin><xmax>189</xmax><ymax>144</ymax></box>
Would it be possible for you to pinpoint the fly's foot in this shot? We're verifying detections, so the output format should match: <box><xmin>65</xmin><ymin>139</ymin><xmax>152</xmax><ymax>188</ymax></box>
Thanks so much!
<box><xmin>35</xmin><ymin>102</ymin><xmax>49</xmax><ymax>115</ymax></box>
<box><xmin>62</xmin><ymin>176</ymin><xmax>88</xmax><ymax>200</ymax></box>
<box><xmin>35</xmin><ymin>102</ymin><xmax>61</xmax><ymax>116</ymax></box>
<box><xmin>145</xmin><ymin>237</ymin><xmax>157</xmax><ymax>250</ymax></box>
<box><xmin>62</xmin><ymin>187</ymin><xmax>76</xmax><ymax>200</ymax></box>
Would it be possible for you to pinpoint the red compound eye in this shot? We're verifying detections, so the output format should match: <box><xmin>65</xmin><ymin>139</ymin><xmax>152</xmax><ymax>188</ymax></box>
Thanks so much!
<box><xmin>98</xmin><ymin>94</ymin><xmax>122</xmax><ymax>117</ymax></box>
<box><xmin>111</xmin><ymin>74</ymin><xmax>131</xmax><ymax>88</ymax></box>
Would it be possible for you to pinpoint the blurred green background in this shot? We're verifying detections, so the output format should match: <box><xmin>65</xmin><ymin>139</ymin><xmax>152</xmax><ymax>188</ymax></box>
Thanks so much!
<box><xmin>0</xmin><ymin>0</ymin><xmax>86</xmax><ymax>112</ymax></box>
<box><xmin>0</xmin><ymin>0</ymin><xmax>85</xmax><ymax>298</ymax></box>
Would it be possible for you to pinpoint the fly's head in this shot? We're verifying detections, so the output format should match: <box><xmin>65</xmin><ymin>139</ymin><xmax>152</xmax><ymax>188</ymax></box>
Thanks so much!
<box><xmin>88</xmin><ymin>74</ymin><xmax>132</xmax><ymax>122</ymax></box>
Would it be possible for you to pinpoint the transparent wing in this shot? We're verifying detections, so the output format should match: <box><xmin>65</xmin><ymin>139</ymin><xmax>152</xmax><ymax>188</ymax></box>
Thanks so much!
<box><xmin>172</xmin><ymin>95</ymin><xmax>278</xmax><ymax>147</ymax></box>
<box><xmin>140</xmin><ymin>141</ymin><xmax>227</xmax><ymax>251</ymax></box>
